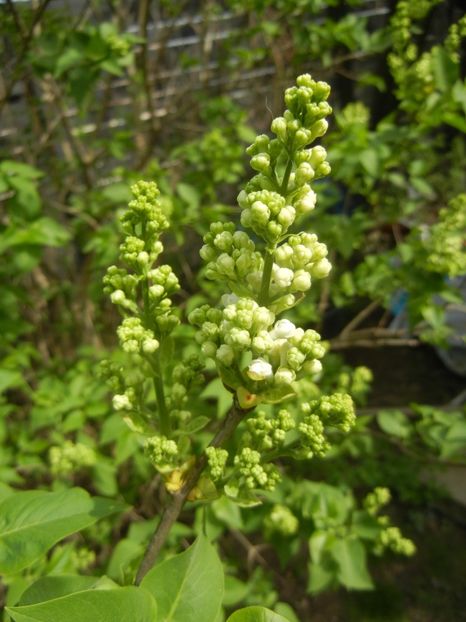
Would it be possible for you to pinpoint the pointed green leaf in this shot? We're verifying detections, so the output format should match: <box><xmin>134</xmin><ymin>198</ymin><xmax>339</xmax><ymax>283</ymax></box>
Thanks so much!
<box><xmin>329</xmin><ymin>538</ymin><xmax>373</xmax><ymax>590</ymax></box>
<box><xmin>227</xmin><ymin>606</ymin><xmax>291</xmax><ymax>622</ymax></box>
<box><xmin>141</xmin><ymin>535</ymin><xmax>224</xmax><ymax>622</ymax></box>
<box><xmin>17</xmin><ymin>575</ymin><xmax>103</xmax><ymax>606</ymax></box>
<box><xmin>7</xmin><ymin>586</ymin><xmax>157</xmax><ymax>622</ymax></box>
<box><xmin>0</xmin><ymin>488</ymin><xmax>126</xmax><ymax>575</ymax></box>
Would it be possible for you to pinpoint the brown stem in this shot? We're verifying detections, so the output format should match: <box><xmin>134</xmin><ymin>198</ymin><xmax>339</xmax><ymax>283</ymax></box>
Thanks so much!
<box><xmin>339</xmin><ymin>299</ymin><xmax>381</xmax><ymax>338</ymax></box>
<box><xmin>0</xmin><ymin>0</ymin><xmax>53</xmax><ymax>113</ymax></box>
<box><xmin>135</xmin><ymin>401</ymin><xmax>249</xmax><ymax>585</ymax></box>
<box><xmin>331</xmin><ymin>337</ymin><xmax>419</xmax><ymax>350</ymax></box>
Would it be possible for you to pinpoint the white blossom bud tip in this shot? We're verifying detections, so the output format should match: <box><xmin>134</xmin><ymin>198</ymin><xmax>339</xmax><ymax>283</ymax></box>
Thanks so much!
<box><xmin>247</xmin><ymin>359</ymin><xmax>273</xmax><ymax>381</ymax></box>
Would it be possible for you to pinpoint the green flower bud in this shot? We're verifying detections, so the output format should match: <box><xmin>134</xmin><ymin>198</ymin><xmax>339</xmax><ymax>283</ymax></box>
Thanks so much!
<box><xmin>142</xmin><ymin>338</ymin><xmax>160</xmax><ymax>353</ymax></box>
<box><xmin>271</xmin><ymin>116</ymin><xmax>287</xmax><ymax>141</ymax></box>
<box><xmin>111</xmin><ymin>289</ymin><xmax>126</xmax><ymax>305</ymax></box>
<box><xmin>295</xmin><ymin>163</ymin><xmax>315</xmax><ymax>186</ymax></box>
<box><xmin>216</xmin><ymin>344</ymin><xmax>235</xmax><ymax>365</ymax></box>
<box><xmin>250</xmin><ymin>153</ymin><xmax>271</xmax><ymax>174</ymax></box>
<box><xmin>274</xmin><ymin>367</ymin><xmax>295</xmax><ymax>384</ymax></box>
<box><xmin>311</xmin><ymin>119</ymin><xmax>329</xmax><ymax>139</ymax></box>
<box><xmin>312</xmin><ymin>257</ymin><xmax>332</xmax><ymax>279</ymax></box>
<box><xmin>292</xmin><ymin>270</ymin><xmax>311</xmax><ymax>292</ymax></box>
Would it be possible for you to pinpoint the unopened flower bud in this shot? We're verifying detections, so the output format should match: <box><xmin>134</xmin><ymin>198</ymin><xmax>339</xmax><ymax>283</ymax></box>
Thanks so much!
<box><xmin>296</xmin><ymin>189</ymin><xmax>317</xmax><ymax>213</ymax></box>
<box><xmin>277</xmin><ymin>205</ymin><xmax>296</xmax><ymax>227</ymax></box>
<box><xmin>113</xmin><ymin>394</ymin><xmax>132</xmax><ymax>411</ymax></box>
<box><xmin>142</xmin><ymin>338</ymin><xmax>159</xmax><ymax>353</ymax></box>
<box><xmin>274</xmin><ymin>367</ymin><xmax>295</xmax><ymax>384</ymax></box>
<box><xmin>292</xmin><ymin>271</ymin><xmax>311</xmax><ymax>291</ymax></box>
<box><xmin>247</xmin><ymin>359</ymin><xmax>273</xmax><ymax>381</ymax></box>
<box><xmin>311</xmin><ymin>119</ymin><xmax>328</xmax><ymax>139</ymax></box>
<box><xmin>295</xmin><ymin>163</ymin><xmax>315</xmax><ymax>185</ymax></box>
<box><xmin>216</xmin><ymin>344</ymin><xmax>235</xmax><ymax>366</ymax></box>
<box><xmin>270</xmin><ymin>319</ymin><xmax>297</xmax><ymax>340</ymax></box>
<box><xmin>111</xmin><ymin>290</ymin><xmax>126</xmax><ymax>305</ymax></box>
<box><xmin>312</xmin><ymin>258</ymin><xmax>332</xmax><ymax>279</ymax></box>
<box><xmin>250</xmin><ymin>154</ymin><xmax>271</xmax><ymax>173</ymax></box>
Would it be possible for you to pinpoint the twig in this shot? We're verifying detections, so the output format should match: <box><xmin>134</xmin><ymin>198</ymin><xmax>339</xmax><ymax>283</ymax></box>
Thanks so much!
<box><xmin>0</xmin><ymin>0</ymin><xmax>53</xmax><ymax>112</ymax></box>
<box><xmin>331</xmin><ymin>337</ymin><xmax>419</xmax><ymax>350</ymax></box>
<box><xmin>134</xmin><ymin>401</ymin><xmax>249</xmax><ymax>584</ymax></box>
<box><xmin>339</xmin><ymin>299</ymin><xmax>381</xmax><ymax>338</ymax></box>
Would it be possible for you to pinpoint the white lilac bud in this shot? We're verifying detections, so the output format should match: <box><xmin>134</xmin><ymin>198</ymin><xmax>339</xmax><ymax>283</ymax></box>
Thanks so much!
<box><xmin>274</xmin><ymin>267</ymin><xmax>294</xmax><ymax>287</ymax></box>
<box><xmin>113</xmin><ymin>394</ymin><xmax>132</xmax><ymax>411</ymax></box>
<box><xmin>277</xmin><ymin>205</ymin><xmax>296</xmax><ymax>227</ymax></box>
<box><xmin>297</xmin><ymin>189</ymin><xmax>316</xmax><ymax>213</ymax></box>
<box><xmin>310</xmin><ymin>146</ymin><xmax>327</xmax><ymax>167</ymax></box>
<box><xmin>312</xmin><ymin>258</ymin><xmax>332</xmax><ymax>278</ymax></box>
<box><xmin>137</xmin><ymin>251</ymin><xmax>150</xmax><ymax>265</ymax></box>
<box><xmin>292</xmin><ymin>271</ymin><xmax>311</xmax><ymax>292</ymax></box>
<box><xmin>252</xmin><ymin>332</ymin><xmax>274</xmax><ymax>354</ymax></box>
<box><xmin>275</xmin><ymin>244</ymin><xmax>294</xmax><ymax>264</ymax></box>
<box><xmin>229</xmin><ymin>328</ymin><xmax>251</xmax><ymax>348</ymax></box>
<box><xmin>142</xmin><ymin>338</ymin><xmax>160</xmax><ymax>353</ymax></box>
<box><xmin>251</xmin><ymin>201</ymin><xmax>270</xmax><ymax>225</ymax></box>
<box><xmin>274</xmin><ymin>367</ymin><xmax>295</xmax><ymax>384</ymax></box>
<box><xmin>149</xmin><ymin>284</ymin><xmax>164</xmax><ymax>299</ymax></box>
<box><xmin>221</xmin><ymin>293</ymin><xmax>239</xmax><ymax>307</ymax></box>
<box><xmin>270</xmin><ymin>319</ymin><xmax>297</xmax><ymax>340</ymax></box>
<box><xmin>216</xmin><ymin>344</ymin><xmax>235</xmax><ymax>365</ymax></box>
<box><xmin>247</xmin><ymin>359</ymin><xmax>274</xmax><ymax>381</ymax></box>
<box><xmin>217</xmin><ymin>253</ymin><xmax>236</xmax><ymax>277</ymax></box>
<box><xmin>295</xmin><ymin>163</ymin><xmax>314</xmax><ymax>185</ymax></box>
<box><xmin>254</xmin><ymin>307</ymin><xmax>275</xmax><ymax>327</ymax></box>
<box><xmin>271</xmin><ymin>116</ymin><xmax>287</xmax><ymax>141</ymax></box>
<box><xmin>111</xmin><ymin>290</ymin><xmax>126</xmax><ymax>304</ymax></box>
<box><xmin>311</xmin><ymin>119</ymin><xmax>328</xmax><ymax>139</ymax></box>
<box><xmin>306</xmin><ymin>359</ymin><xmax>323</xmax><ymax>374</ymax></box>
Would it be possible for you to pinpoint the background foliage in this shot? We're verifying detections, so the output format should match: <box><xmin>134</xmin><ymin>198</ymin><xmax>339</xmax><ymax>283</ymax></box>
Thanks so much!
<box><xmin>0</xmin><ymin>1</ymin><xmax>465</xmax><ymax>621</ymax></box>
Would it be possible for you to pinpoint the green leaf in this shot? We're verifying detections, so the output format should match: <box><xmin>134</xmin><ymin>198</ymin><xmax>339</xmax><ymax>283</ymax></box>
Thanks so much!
<box><xmin>307</xmin><ymin>561</ymin><xmax>335</xmax><ymax>594</ymax></box>
<box><xmin>141</xmin><ymin>535</ymin><xmax>224</xmax><ymax>622</ymax></box>
<box><xmin>377</xmin><ymin>410</ymin><xmax>411</xmax><ymax>439</ymax></box>
<box><xmin>359</xmin><ymin>149</ymin><xmax>378</xmax><ymax>177</ymax></box>
<box><xmin>0</xmin><ymin>218</ymin><xmax>69</xmax><ymax>254</ymax></box>
<box><xmin>431</xmin><ymin>47</ymin><xmax>458</xmax><ymax>92</ymax></box>
<box><xmin>227</xmin><ymin>606</ymin><xmax>291</xmax><ymax>622</ymax></box>
<box><xmin>17</xmin><ymin>576</ymin><xmax>102</xmax><ymax>606</ymax></box>
<box><xmin>180</xmin><ymin>416</ymin><xmax>210</xmax><ymax>435</ymax></box>
<box><xmin>330</xmin><ymin>538</ymin><xmax>373</xmax><ymax>590</ymax></box>
<box><xmin>0</xmin><ymin>488</ymin><xmax>126</xmax><ymax>575</ymax></box>
<box><xmin>55</xmin><ymin>48</ymin><xmax>83</xmax><ymax>76</ymax></box>
<box><xmin>7</xmin><ymin>586</ymin><xmax>157</xmax><ymax>622</ymax></box>
<box><xmin>176</xmin><ymin>183</ymin><xmax>200</xmax><ymax>209</ymax></box>
<box><xmin>201</xmin><ymin>378</ymin><xmax>233</xmax><ymax>417</ymax></box>
<box><xmin>0</xmin><ymin>161</ymin><xmax>42</xmax><ymax>179</ymax></box>
<box><xmin>0</xmin><ymin>369</ymin><xmax>23</xmax><ymax>394</ymax></box>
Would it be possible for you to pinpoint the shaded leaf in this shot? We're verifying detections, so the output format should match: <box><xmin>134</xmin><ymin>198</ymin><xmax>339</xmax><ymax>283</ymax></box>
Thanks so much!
<box><xmin>0</xmin><ymin>488</ymin><xmax>126</xmax><ymax>574</ymax></box>
<box><xmin>7</xmin><ymin>586</ymin><xmax>156</xmax><ymax>622</ymax></box>
<box><xmin>141</xmin><ymin>535</ymin><xmax>223</xmax><ymax>622</ymax></box>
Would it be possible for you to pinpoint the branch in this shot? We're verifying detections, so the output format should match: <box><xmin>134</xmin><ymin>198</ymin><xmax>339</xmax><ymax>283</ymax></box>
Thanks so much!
<box><xmin>134</xmin><ymin>401</ymin><xmax>249</xmax><ymax>584</ymax></box>
<box><xmin>331</xmin><ymin>337</ymin><xmax>420</xmax><ymax>350</ymax></box>
<box><xmin>330</xmin><ymin>327</ymin><xmax>419</xmax><ymax>350</ymax></box>
<box><xmin>339</xmin><ymin>299</ymin><xmax>381</xmax><ymax>338</ymax></box>
<box><xmin>0</xmin><ymin>0</ymin><xmax>53</xmax><ymax>112</ymax></box>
